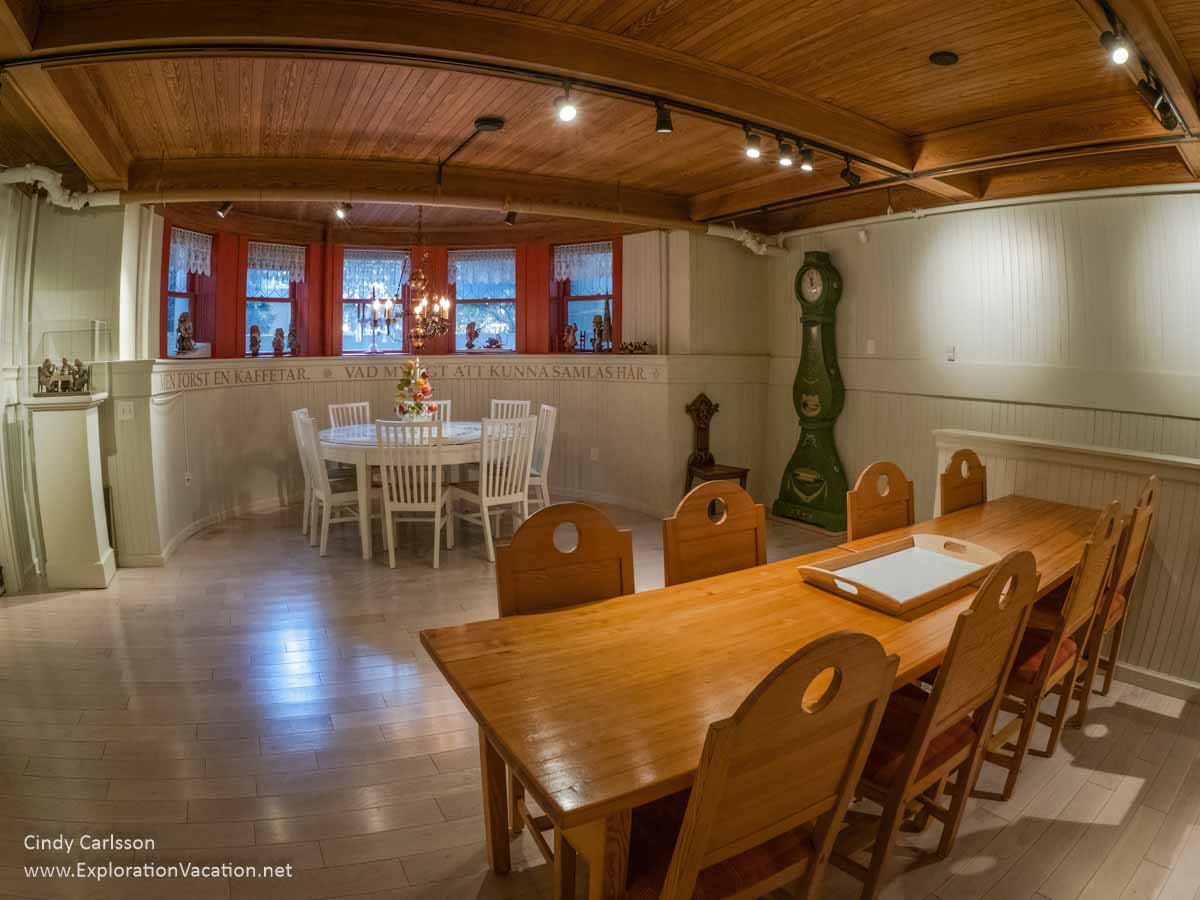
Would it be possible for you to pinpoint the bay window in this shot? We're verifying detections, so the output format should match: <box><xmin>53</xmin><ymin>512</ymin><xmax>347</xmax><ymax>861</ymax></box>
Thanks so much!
<box><xmin>245</xmin><ymin>241</ymin><xmax>305</xmax><ymax>355</ymax></box>
<box><xmin>342</xmin><ymin>249</ymin><xmax>409</xmax><ymax>353</ymax></box>
<box><xmin>449</xmin><ymin>248</ymin><xmax>517</xmax><ymax>351</ymax></box>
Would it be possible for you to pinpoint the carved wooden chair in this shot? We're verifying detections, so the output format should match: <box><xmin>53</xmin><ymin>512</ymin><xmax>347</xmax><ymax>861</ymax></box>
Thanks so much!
<box><xmin>494</xmin><ymin>502</ymin><xmax>635</xmax><ymax>879</ymax></box>
<box><xmin>1077</xmin><ymin>476</ymin><xmax>1158</xmax><ymax>715</ymax></box>
<box><xmin>609</xmin><ymin>632</ymin><xmax>897</xmax><ymax>900</ymax></box>
<box><xmin>833</xmin><ymin>551</ymin><xmax>1038</xmax><ymax>899</ymax></box>
<box><xmin>684</xmin><ymin>392</ymin><xmax>749</xmax><ymax>494</ymax></box>
<box><xmin>847</xmin><ymin>461</ymin><xmax>915</xmax><ymax>542</ymax></box>
<box><xmin>662</xmin><ymin>480</ymin><xmax>766</xmax><ymax>586</ymax></box>
<box><xmin>939</xmin><ymin>449</ymin><xmax>988</xmax><ymax>515</ymax></box>
<box><xmin>979</xmin><ymin>501</ymin><xmax>1122</xmax><ymax>800</ymax></box>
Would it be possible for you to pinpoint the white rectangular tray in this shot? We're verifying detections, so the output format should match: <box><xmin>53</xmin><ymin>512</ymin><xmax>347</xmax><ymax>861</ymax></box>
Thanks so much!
<box><xmin>798</xmin><ymin>534</ymin><xmax>1000</xmax><ymax>616</ymax></box>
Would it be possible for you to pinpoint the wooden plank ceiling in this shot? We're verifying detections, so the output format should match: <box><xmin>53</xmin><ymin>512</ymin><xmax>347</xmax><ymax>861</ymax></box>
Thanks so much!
<box><xmin>0</xmin><ymin>0</ymin><xmax>1198</xmax><ymax>236</ymax></box>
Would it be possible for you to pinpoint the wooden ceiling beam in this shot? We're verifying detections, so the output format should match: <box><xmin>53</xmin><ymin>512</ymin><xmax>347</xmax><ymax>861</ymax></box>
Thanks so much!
<box><xmin>125</xmin><ymin>157</ymin><xmax>703</xmax><ymax>232</ymax></box>
<box><xmin>0</xmin><ymin>0</ymin><xmax>36</xmax><ymax>57</ymax></box>
<box><xmin>23</xmin><ymin>0</ymin><xmax>913</xmax><ymax>173</ymax></box>
<box><xmin>3</xmin><ymin>64</ymin><xmax>132</xmax><ymax>188</ymax></box>
<box><xmin>908</xmin><ymin>173</ymin><xmax>984</xmax><ymax>202</ymax></box>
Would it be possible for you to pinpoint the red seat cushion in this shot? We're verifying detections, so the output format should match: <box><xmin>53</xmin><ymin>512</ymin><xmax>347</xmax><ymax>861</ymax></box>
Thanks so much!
<box><xmin>862</xmin><ymin>685</ymin><xmax>976</xmax><ymax>788</ymax></box>
<box><xmin>1010</xmin><ymin>629</ymin><xmax>1077</xmax><ymax>686</ymax></box>
<box><xmin>625</xmin><ymin>790</ymin><xmax>816</xmax><ymax>900</ymax></box>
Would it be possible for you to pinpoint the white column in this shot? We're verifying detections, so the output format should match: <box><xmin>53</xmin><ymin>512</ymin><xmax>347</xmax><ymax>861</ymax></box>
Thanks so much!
<box><xmin>28</xmin><ymin>393</ymin><xmax>116</xmax><ymax>589</ymax></box>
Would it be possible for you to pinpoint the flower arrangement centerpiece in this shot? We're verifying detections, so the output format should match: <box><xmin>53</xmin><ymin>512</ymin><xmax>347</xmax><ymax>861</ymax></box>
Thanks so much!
<box><xmin>394</xmin><ymin>358</ymin><xmax>437</xmax><ymax>422</ymax></box>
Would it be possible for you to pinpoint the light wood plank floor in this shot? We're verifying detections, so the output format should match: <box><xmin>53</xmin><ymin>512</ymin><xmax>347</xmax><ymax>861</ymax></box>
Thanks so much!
<box><xmin>1</xmin><ymin>506</ymin><xmax>1197</xmax><ymax>900</ymax></box>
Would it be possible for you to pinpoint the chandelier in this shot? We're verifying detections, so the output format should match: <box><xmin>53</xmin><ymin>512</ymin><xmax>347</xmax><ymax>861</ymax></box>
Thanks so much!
<box><xmin>402</xmin><ymin>207</ymin><xmax>451</xmax><ymax>351</ymax></box>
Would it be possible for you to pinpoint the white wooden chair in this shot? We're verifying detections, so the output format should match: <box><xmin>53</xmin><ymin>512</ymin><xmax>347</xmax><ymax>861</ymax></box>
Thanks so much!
<box><xmin>329</xmin><ymin>401</ymin><xmax>371</xmax><ymax>428</ymax></box>
<box><xmin>450</xmin><ymin>415</ymin><xmax>537</xmax><ymax>562</ymax></box>
<box><xmin>528</xmin><ymin>403</ymin><xmax>557</xmax><ymax>512</ymax></box>
<box><xmin>300</xmin><ymin>415</ymin><xmax>378</xmax><ymax>556</ymax></box>
<box><xmin>376</xmin><ymin>420</ymin><xmax>455</xmax><ymax>569</ymax></box>
<box><xmin>431</xmin><ymin>399</ymin><xmax>452</xmax><ymax>422</ymax></box>
<box><xmin>291</xmin><ymin>407</ymin><xmax>314</xmax><ymax>536</ymax></box>
<box><xmin>490</xmin><ymin>399</ymin><xmax>530</xmax><ymax>418</ymax></box>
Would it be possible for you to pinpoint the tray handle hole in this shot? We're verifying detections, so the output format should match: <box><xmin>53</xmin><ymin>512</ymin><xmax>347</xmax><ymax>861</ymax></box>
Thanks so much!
<box><xmin>834</xmin><ymin>578</ymin><xmax>859</xmax><ymax>595</ymax></box>
<box><xmin>943</xmin><ymin>540</ymin><xmax>967</xmax><ymax>554</ymax></box>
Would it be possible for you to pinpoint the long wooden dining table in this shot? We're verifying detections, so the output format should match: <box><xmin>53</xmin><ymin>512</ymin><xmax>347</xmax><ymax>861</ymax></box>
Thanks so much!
<box><xmin>419</xmin><ymin>494</ymin><xmax>1100</xmax><ymax>899</ymax></box>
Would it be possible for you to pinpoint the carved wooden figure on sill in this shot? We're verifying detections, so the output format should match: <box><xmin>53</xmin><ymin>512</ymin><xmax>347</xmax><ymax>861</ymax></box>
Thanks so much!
<box><xmin>465</xmin><ymin>321</ymin><xmax>479</xmax><ymax>350</ymax></box>
<box><xmin>562</xmin><ymin>323</ymin><xmax>578</xmax><ymax>352</ymax></box>
<box><xmin>272</xmin><ymin>328</ymin><xmax>284</xmax><ymax>357</ymax></box>
<box><xmin>287</xmin><ymin>320</ymin><xmax>299</xmax><ymax>356</ymax></box>
<box><xmin>249</xmin><ymin>325</ymin><xmax>261</xmax><ymax>357</ymax></box>
<box><xmin>176</xmin><ymin>311</ymin><xmax>195</xmax><ymax>355</ymax></box>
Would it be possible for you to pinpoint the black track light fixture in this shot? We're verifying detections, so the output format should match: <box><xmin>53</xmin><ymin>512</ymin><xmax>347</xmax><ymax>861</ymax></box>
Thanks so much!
<box><xmin>799</xmin><ymin>147</ymin><xmax>815</xmax><ymax>172</ymax></box>
<box><xmin>216</xmin><ymin>201</ymin><xmax>233</xmax><ymax>218</ymax></box>
<box><xmin>504</xmin><ymin>210</ymin><xmax>518</xmax><ymax>226</ymax></box>
<box><xmin>777</xmin><ymin>137</ymin><xmax>797</xmax><ymax>167</ymax></box>
<box><xmin>1100</xmin><ymin>29</ymin><xmax>1130</xmax><ymax>65</ymax></box>
<box><xmin>335</xmin><ymin>202</ymin><xmax>352</xmax><ymax>220</ymax></box>
<box><xmin>744</xmin><ymin>128</ymin><xmax>762</xmax><ymax>159</ymax></box>
<box><xmin>839</xmin><ymin>159</ymin><xmax>860</xmax><ymax>188</ymax></box>
<box><xmin>655</xmin><ymin>102</ymin><xmax>673</xmax><ymax>134</ymax></box>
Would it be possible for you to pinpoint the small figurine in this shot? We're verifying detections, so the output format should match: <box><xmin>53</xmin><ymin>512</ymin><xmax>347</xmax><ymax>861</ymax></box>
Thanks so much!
<box><xmin>618</xmin><ymin>340</ymin><xmax>653</xmax><ymax>354</ymax></box>
<box><xmin>562</xmin><ymin>323</ymin><xmax>578</xmax><ymax>352</ymax></box>
<box><xmin>591</xmin><ymin>314</ymin><xmax>603</xmax><ymax>351</ymax></box>
<box><xmin>176</xmin><ymin>311</ymin><xmax>194</xmax><ymax>355</ymax></box>
<box><xmin>70</xmin><ymin>358</ymin><xmax>88</xmax><ymax>393</ymax></box>
<box><xmin>249</xmin><ymin>325</ymin><xmax>261</xmax><ymax>357</ymax></box>
<box><xmin>272</xmin><ymin>328</ymin><xmax>285</xmax><ymax>357</ymax></box>
<box><xmin>601</xmin><ymin>299</ymin><xmax>613</xmax><ymax>351</ymax></box>
<box><xmin>287</xmin><ymin>320</ymin><xmax>299</xmax><ymax>356</ymax></box>
<box><xmin>36</xmin><ymin>358</ymin><xmax>55</xmax><ymax>393</ymax></box>
<box><xmin>465</xmin><ymin>321</ymin><xmax>479</xmax><ymax>350</ymax></box>
<box><xmin>484</xmin><ymin>336</ymin><xmax>502</xmax><ymax>350</ymax></box>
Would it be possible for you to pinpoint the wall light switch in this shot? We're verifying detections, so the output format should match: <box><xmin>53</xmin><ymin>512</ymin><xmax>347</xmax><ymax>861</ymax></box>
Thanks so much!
<box><xmin>590</xmin><ymin>447</ymin><xmax>599</xmax><ymax>462</ymax></box>
<box><xmin>116</xmin><ymin>400</ymin><xmax>134</xmax><ymax>422</ymax></box>
<box><xmin>945</xmin><ymin>345</ymin><xmax>956</xmax><ymax>362</ymax></box>
<box><xmin>866</xmin><ymin>339</ymin><xmax>876</xmax><ymax>355</ymax></box>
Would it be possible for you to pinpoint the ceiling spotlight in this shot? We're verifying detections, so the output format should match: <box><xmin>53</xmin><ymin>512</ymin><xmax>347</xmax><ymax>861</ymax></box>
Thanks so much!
<box><xmin>1100</xmin><ymin>30</ymin><xmax>1130</xmax><ymax>65</ymax></box>
<box><xmin>744</xmin><ymin>129</ymin><xmax>762</xmax><ymax>159</ymax></box>
<box><xmin>504</xmin><ymin>210</ymin><xmax>518</xmax><ymax>226</ymax></box>
<box><xmin>839</xmin><ymin>159</ymin><xmax>861</xmax><ymax>188</ymax></box>
<box><xmin>555</xmin><ymin>85</ymin><xmax>577</xmax><ymax>122</ymax></box>
<box><xmin>799</xmin><ymin>147</ymin><xmax>815</xmax><ymax>172</ymax></box>
<box><xmin>778</xmin><ymin>138</ymin><xmax>796</xmax><ymax>167</ymax></box>
<box><xmin>216</xmin><ymin>201</ymin><xmax>233</xmax><ymax>218</ymax></box>
<box><xmin>655</xmin><ymin>102</ymin><xmax>673</xmax><ymax>134</ymax></box>
<box><xmin>335</xmin><ymin>202</ymin><xmax>352</xmax><ymax>220</ymax></box>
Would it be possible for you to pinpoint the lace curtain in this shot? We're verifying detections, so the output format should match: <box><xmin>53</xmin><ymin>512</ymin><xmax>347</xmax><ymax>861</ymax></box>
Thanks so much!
<box><xmin>448</xmin><ymin>248</ymin><xmax>516</xmax><ymax>300</ymax></box>
<box><xmin>343</xmin><ymin>249</ymin><xmax>410</xmax><ymax>299</ymax></box>
<box><xmin>554</xmin><ymin>241</ymin><xmax>612</xmax><ymax>296</ymax></box>
<box><xmin>169</xmin><ymin>228</ymin><xmax>212</xmax><ymax>277</ymax></box>
<box><xmin>246</xmin><ymin>241</ymin><xmax>306</xmax><ymax>298</ymax></box>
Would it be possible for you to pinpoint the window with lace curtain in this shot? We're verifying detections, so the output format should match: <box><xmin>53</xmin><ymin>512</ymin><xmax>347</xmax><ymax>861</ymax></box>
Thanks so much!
<box><xmin>245</xmin><ymin>241</ymin><xmax>305</xmax><ymax>355</ymax></box>
<box><xmin>165</xmin><ymin>227</ymin><xmax>213</xmax><ymax>358</ymax></box>
<box><xmin>341</xmin><ymin>249</ymin><xmax>409</xmax><ymax>353</ymax></box>
<box><xmin>553</xmin><ymin>241</ymin><xmax>613</xmax><ymax>351</ymax></box>
<box><xmin>449</xmin><ymin>248</ymin><xmax>517</xmax><ymax>351</ymax></box>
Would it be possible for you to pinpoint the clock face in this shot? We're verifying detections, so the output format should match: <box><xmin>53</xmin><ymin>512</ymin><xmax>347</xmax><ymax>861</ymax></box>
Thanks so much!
<box><xmin>800</xmin><ymin>267</ymin><xmax>824</xmax><ymax>302</ymax></box>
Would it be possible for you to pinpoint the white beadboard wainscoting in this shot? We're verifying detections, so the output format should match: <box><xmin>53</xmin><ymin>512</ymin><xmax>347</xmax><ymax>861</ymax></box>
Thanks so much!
<box><xmin>102</xmin><ymin>354</ymin><xmax>768</xmax><ymax>567</ymax></box>
<box><xmin>935</xmin><ymin>429</ymin><xmax>1200</xmax><ymax>698</ymax></box>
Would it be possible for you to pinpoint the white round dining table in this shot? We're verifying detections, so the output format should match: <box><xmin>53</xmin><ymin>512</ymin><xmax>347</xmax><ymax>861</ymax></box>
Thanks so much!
<box><xmin>319</xmin><ymin>421</ymin><xmax>482</xmax><ymax>560</ymax></box>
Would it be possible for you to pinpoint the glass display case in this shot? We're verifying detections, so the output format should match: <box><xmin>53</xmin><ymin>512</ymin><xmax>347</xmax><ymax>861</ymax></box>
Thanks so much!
<box><xmin>26</xmin><ymin>319</ymin><xmax>111</xmax><ymax>397</ymax></box>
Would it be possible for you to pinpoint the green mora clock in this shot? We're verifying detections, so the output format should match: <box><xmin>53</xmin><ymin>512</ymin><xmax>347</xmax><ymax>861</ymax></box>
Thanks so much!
<box><xmin>773</xmin><ymin>250</ymin><xmax>848</xmax><ymax>531</ymax></box>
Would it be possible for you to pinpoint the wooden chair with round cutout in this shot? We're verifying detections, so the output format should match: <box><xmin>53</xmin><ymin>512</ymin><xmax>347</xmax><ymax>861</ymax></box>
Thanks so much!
<box><xmin>1078</xmin><ymin>475</ymin><xmax>1158</xmax><ymax>712</ymax></box>
<box><xmin>847</xmin><ymin>461</ymin><xmax>915</xmax><ymax>542</ymax></box>
<box><xmin>832</xmin><ymin>550</ymin><xmax>1038</xmax><ymax>899</ymax></box>
<box><xmin>604</xmin><ymin>632</ymin><xmax>898</xmax><ymax>900</ymax></box>
<box><xmin>979</xmin><ymin>501</ymin><xmax>1122</xmax><ymax>801</ymax></box>
<box><xmin>662</xmin><ymin>480</ymin><xmax>767</xmax><ymax>587</ymax></box>
<box><xmin>494</xmin><ymin>502</ymin><xmax>635</xmax><ymax>880</ymax></box>
<box><xmin>939</xmin><ymin>449</ymin><xmax>987</xmax><ymax>515</ymax></box>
